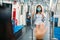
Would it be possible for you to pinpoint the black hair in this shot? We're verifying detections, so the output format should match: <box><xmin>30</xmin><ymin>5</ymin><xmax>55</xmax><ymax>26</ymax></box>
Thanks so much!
<box><xmin>36</xmin><ymin>5</ymin><xmax>42</xmax><ymax>14</ymax></box>
<box><xmin>51</xmin><ymin>11</ymin><xmax>54</xmax><ymax>17</ymax></box>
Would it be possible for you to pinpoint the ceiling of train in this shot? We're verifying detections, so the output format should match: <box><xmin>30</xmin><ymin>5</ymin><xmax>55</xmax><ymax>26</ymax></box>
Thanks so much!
<box><xmin>2</xmin><ymin>0</ymin><xmax>57</xmax><ymax>7</ymax></box>
<box><xmin>2</xmin><ymin>0</ymin><xmax>57</xmax><ymax>6</ymax></box>
<box><xmin>2</xmin><ymin>0</ymin><xmax>50</xmax><ymax>8</ymax></box>
<box><xmin>2</xmin><ymin>0</ymin><xmax>57</xmax><ymax>12</ymax></box>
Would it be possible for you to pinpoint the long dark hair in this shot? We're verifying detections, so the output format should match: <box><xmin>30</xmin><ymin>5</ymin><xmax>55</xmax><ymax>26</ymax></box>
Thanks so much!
<box><xmin>36</xmin><ymin>5</ymin><xmax>42</xmax><ymax>14</ymax></box>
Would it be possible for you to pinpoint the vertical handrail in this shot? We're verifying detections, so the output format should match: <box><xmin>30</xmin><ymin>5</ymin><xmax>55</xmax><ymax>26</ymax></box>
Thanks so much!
<box><xmin>49</xmin><ymin>0</ymin><xmax>53</xmax><ymax>39</ymax></box>
<box><xmin>30</xmin><ymin>1</ymin><xmax>33</xmax><ymax>40</ymax></box>
<box><xmin>31</xmin><ymin>3</ymin><xmax>33</xmax><ymax>40</ymax></box>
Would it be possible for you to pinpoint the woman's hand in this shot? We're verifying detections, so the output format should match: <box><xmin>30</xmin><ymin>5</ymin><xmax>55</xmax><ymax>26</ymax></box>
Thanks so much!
<box><xmin>34</xmin><ymin>23</ymin><xmax>48</xmax><ymax>39</ymax></box>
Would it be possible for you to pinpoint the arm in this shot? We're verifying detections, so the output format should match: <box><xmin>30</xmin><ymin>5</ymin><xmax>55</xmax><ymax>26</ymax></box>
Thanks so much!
<box><xmin>41</xmin><ymin>6</ymin><xmax>46</xmax><ymax>18</ymax></box>
<box><xmin>41</xmin><ymin>13</ymin><xmax>46</xmax><ymax>22</ymax></box>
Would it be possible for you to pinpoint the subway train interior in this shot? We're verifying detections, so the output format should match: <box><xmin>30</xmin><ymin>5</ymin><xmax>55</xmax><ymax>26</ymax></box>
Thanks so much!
<box><xmin>0</xmin><ymin>0</ymin><xmax>60</xmax><ymax>40</ymax></box>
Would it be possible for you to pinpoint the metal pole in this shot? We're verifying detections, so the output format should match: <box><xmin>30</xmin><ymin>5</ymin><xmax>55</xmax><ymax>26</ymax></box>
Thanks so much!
<box><xmin>49</xmin><ymin>0</ymin><xmax>53</xmax><ymax>39</ymax></box>
<box><xmin>30</xmin><ymin>1</ymin><xmax>33</xmax><ymax>40</ymax></box>
<box><xmin>31</xmin><ymin>4</ymin><xmax>33</xmax><ymax>40</ymax></box>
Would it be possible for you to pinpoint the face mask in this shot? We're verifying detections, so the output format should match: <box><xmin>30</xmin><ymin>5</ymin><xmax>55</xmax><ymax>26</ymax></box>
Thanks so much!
<box><xmin>36</xmin><ymin>7</ymin><xmax>41</xmax><ymax>12</ymax></box>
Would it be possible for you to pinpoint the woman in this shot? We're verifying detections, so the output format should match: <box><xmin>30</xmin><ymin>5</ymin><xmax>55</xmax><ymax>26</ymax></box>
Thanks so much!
<box><xmin>33</xmin><ymin>5</ymin><xmax>47</xmax><ymax>40</ymax></box>
<box><xmin>34</xmin><ymin>5</ymin><xmax>45</xmax><ymax>28</ymax></box>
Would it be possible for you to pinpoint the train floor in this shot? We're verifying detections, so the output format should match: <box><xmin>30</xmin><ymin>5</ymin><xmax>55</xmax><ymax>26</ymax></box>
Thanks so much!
<box><xmin>17</xmin><ymin>18</ymin><xmax>50</xmax><ymax>40</ymax></box>
<box><xmin>17</xmin><ymin>25</ymin><xmax>50</xmax><ymax>40</ymax></box>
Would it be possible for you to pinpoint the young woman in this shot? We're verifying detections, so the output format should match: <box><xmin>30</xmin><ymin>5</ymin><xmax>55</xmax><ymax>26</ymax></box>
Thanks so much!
<box><xmin>34</xmin><ymin>5</ymin><xmax>45</xmax><ymax>28</ymax></box>
<box><xmin>33</xmin><ymin>5</ymin><xmax>47</xmax><ymax>40</ymax></box>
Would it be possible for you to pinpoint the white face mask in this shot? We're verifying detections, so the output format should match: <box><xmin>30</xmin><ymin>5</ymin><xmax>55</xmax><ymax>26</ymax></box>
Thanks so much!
<box><xmin>36</xmin><ymin>7</ymin><xmax>41</xmax><ymax>12</ymax></box>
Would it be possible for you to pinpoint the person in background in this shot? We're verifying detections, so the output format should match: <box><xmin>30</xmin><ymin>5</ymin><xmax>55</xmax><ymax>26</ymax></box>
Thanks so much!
<box><xmin>26</xmin><ymin>12</ymin><xmax>31</xmax><ymax>26</ymax></box>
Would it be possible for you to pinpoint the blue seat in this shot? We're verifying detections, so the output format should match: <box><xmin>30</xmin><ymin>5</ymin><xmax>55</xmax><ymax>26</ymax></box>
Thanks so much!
<box><xmin>54</xmin><ymin>27</ymin><xmax>60</xmax><ymax>40</ymax></box>
<box><xmin>13</xmin><ymin>25</ymin><xmax>24</xmax><ymax>33</ymax></box>
<box><xmin>12</xmin><ymin>20</ymin><xmax>24</xmax><ymax>33</ymax></box>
